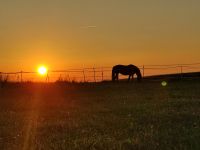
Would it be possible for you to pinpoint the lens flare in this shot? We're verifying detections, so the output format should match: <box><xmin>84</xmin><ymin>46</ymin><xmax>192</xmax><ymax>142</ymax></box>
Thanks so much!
<box><xmin>38</xmin><ymin>66</ymin><xmax>48</xmax><ymax>75</ymax></box>
<box><xmin>161</xmin><ymin>81</ymin><xmax>167</xmax><ymax>87</ymax></box>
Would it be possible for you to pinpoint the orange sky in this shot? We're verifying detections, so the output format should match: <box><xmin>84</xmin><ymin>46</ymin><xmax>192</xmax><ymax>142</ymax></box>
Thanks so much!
<box><xmin>0</xmin><ymin>0</ymin><xmax>200</xmax><ymax>72</ymax></box>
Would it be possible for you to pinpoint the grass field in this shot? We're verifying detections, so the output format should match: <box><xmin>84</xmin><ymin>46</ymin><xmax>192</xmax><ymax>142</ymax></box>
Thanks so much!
<box><xmin>0</xmin><ymin>79</ymin><xmax>200</xmax><ymax>150</ymax></box>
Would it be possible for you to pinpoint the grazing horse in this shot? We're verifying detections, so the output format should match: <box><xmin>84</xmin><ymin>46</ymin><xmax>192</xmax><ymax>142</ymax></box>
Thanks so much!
<box><xmin>112</xmin><ymin>64</ymin><xmax>142</xmax><ymax>81</ymax></box>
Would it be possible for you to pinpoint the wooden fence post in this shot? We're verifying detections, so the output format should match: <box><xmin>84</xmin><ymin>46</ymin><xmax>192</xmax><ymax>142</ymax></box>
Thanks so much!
<box><xmin>46</xmin><ymin>72</ymin><xmax>49</xmax><ymax>82</ymax></box>
<box><xmin>68</xmin><ymin>74</ymin><xmax>70</xmax><ymax>82</ymax></box>
<box><xmin>16</xmin><ymin>74</ymin><xmax>19</xmax><ymax>82</ymax></box>
<box><xmin>180</xmin><ymin>66</ymin><xmax>183</xmax><ymax>78</ymax></box>
<box><xmin>93</xmin><ymin>67</ymin><xmax>96</xmax><ymax>82</ymax></box>
<box><xmin>21</xmin><ymin>71</ymin><xmax>23</xmax><ymax>83</ymax></box>
<box><xmin>0</xmin><ymin>72</ymin><xmax>2</xmax><ymax>83</ymax></box>
<box><xmin>83</xmin><ymin>69</ymin><xmax>86</xmax><ymax>82</ymax></box>
<box><xmin>142</xmin><ymin>65</ymin><xmax>145</xmax><ymax>78</ymax></box>
<box><xmin>101</xmin><ymin>68</ymin><xmax>104</xmax><ymax>81</ymax></box>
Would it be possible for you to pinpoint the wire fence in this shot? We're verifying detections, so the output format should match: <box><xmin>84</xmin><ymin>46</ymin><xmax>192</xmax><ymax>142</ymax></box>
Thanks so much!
<box><xmin>1</xmin><ymin>63</ymin><xmax>200</xmax><ymax>82</ymax></box>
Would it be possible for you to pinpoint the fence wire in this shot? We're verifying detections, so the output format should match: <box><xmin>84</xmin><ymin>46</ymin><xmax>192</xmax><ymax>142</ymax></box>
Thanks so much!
<box><xmin>1</xmin><ymin>63</ymin><xmax>200</xmax><ymax>82</ymax></box>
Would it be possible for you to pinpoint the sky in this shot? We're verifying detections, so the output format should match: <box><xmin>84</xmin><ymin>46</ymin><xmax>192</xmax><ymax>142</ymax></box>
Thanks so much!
<box><xmin>0</xmin><ymin>0</ymin><xmax>200</xmax><ymax>72</ymax></box>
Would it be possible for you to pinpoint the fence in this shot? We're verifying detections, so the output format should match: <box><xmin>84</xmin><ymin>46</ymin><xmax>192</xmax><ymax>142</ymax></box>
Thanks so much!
<box><xmin>1</xmin><ymin>63</ymin><xmax>200</xmax><ymax>82</ymax></box>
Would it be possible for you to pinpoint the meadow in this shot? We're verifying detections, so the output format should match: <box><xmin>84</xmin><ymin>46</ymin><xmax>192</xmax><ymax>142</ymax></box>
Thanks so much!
<box><xmin>0</xmin><ymin>79</ymin><xmax>199</xmax><ymax>150</ymax></box>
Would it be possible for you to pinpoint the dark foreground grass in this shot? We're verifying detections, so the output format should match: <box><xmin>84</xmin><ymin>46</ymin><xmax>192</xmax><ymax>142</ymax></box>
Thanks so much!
<box><xmin>0</xmin><ymin>79</ymin><xmax>200</xmax><ymax>150</ymax></box>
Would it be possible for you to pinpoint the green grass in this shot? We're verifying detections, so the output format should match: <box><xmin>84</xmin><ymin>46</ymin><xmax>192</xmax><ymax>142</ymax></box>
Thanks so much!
<box><xmin>0</xmin><ymin>79</ymin><xmax>200</xmax><ymax>150</ymax></box>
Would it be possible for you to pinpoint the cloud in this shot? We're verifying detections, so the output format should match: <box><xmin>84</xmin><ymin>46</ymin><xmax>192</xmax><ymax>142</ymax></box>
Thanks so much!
<box><xmin>81</xmin><ymin>25</ymin><xmax>97</xmax><ymax>29</ymax></box>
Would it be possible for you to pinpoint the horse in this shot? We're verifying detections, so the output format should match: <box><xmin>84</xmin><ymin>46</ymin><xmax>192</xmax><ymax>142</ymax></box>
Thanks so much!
<box><xmin>112</xmin><ymin>64</ymin><xmax>142</xmax><ymax>81</ymax></box>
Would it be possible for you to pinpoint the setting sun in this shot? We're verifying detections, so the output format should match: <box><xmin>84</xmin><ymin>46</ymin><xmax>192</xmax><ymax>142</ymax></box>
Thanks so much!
<box><xmin>38</xmin><ymin>66</ymin><xmax>48</xmax><ymax>75</ymax></box>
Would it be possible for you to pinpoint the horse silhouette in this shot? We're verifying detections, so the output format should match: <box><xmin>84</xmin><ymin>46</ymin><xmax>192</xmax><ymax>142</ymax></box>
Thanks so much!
<box><xmin>112</xmin><ymin>64</ymin><xmax>142</xmax><ymax>81</ymax></box>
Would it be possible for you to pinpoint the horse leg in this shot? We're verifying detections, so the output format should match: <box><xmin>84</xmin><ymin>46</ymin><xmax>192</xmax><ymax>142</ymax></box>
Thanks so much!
<box><xmin>128</xmin><ymin>75</ymin><xmax>131</xmax><ymax>82</ymax></box>
<box><xmin>116</xmin><ymin>73</ymin><xmax>119</xmax><ymax>81</ymax></box>
<box><xmin>131</xmin><ymin>74</ymin><xmax>134</xmax><ymax>80</ymax></box>
<box><xmin>114</xmin><ymin>73</ymin><xmax>117</xmax><ymax>81</ymax></box>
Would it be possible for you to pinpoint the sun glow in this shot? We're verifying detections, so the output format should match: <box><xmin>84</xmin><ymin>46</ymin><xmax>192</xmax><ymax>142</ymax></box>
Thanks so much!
<box><xmin>38</xmin><ymin>66</ymin><xmax>48</xmax><ymax>75</ymax></box>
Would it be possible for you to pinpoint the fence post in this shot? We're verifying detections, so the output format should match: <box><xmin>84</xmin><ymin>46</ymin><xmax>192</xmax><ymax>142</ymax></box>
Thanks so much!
<box><xmin>20</xmin><ymin>71</ymin><xmax>23</xmax><ymax>83</ymax></box>
<box><xmin>68</xmin><ymin>74</ymin><xmax>70</xmax><ymax>82</ymax></box>
<box><xmin>180</xmin><ymin>66</ymin><xmax>183</xmax><ymax>79</ymax></box>
<box><xmin>83</xmin><ymin>69</ymin><xmax>86</xmax><ymax>82</ymax></box>
<box><xmin>101</xmin><ymin>68</ymin><xmax>104</xmax><ymax>81</ymax></box>
<box><xmin>142</xmin><ymin>65</ymin><xmax>145</xmax><ymax>78</ymax></box>
<box><xmin>0</xmin><ymin>72</ymin><xmax>2</xmax><ymax>83</ymax></box>
<box><xmin>46</xmin><ymin>71</ymin><xmax>49</xmax><ymax>82</ymax></box>
<box><xmin>93</xmin><ymin>67</ymin><xmax>96</xmax><ymax>82</ymax></box>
